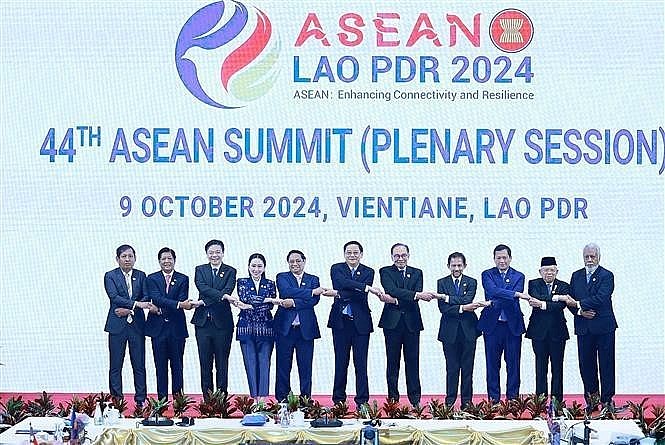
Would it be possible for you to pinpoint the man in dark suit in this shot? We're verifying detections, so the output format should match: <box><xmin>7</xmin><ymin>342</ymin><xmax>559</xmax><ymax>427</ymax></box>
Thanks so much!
<box><xmin>104</xmin><ymin>244</ymin><xmax>151</xmax><ymax>407</ymax></box>
<box><xmin>436</xmin><ymin>252</ymin><xmax>482</xmax><ymax>408</ymax></box>
<box><xmin>561</xmin><ymin>243</ymin><xmax>617</xmax><ymax>412</ymax></box>
<box><xmin>379</xmin><ymin>243</ymin><xmax>434</xmax><ymax>407</ymax></box>
<box><xmin>192</xmin><ymin>240</ymin><xmax>237</xmax><ymax>400</ymax></box>
<box><xmin>327</xmin><ymin>241</ymin><xmax>383</xmax><ymax>408</ymax></box>
<box><xmin>524</xmin><ymin>256</ymin><xmax>571</xmax><ymax>403</ymax></box>
<box><xmin>274</xmin><ymin>249</ymin><xmax>328</xmax><ymax>401</ymax></box>
<box><xmin>478</xmin><ymin>244</ymin><xmax>529</xmax><ymax>402</ymax></box>
<box><xmin>145</xmin><ymin>247</ymin><xmax>193</xmax><ymax>400</ymax></box>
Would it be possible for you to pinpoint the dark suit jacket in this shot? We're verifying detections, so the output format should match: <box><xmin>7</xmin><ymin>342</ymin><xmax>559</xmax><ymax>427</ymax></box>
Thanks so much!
<box><xmin>104</xmin><ymin>267</ymin><xmax>148</xmax><ymax>334</ymax></box>
<box><xmin>145</xmin><ymin>270</ymin><xmax>189</xmax><ymax>339</ymax></box>
<box><xmin>274</xmin><ymin>272</ymin><xmax>321</xmax><ymax>340</ymax></box>
<box><xmin>378</xmin><ymin>265</ymin><xmax>424</xmax><ymax>332</ymax></box>
<box><xmin>525</xmin><ymin>278</ymin><xmax>571</xmax><ymax>341</ymax></box>
<box><xmin>569</xmin><ymin>266</ymin><xmax>617</xmax><ymax>335</ymax></box>
<box><xmin>328</xmin><ymin>262</ymin><xmax>374</xmax><ymax>335</ymax></box>
<box><xmin>437</xmin><ymin>274</ymin><xmax>480</xmax><ymax>343</ymax></box>
<box><xmin>478</xmin><ymin>267</ymin><xmax>526</xmax><ymax>336</ymax></box>
<box><xmin>191</xmin><ymin>263</ymin><xmax>237</xmax><ymax>330</ymax></box>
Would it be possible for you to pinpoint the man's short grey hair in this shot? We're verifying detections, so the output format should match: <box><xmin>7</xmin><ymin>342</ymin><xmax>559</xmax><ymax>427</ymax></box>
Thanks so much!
<box><xmin>583</xmin><ymin>243</ymin><xmax>601</xmax><ymax>258</ymax></box>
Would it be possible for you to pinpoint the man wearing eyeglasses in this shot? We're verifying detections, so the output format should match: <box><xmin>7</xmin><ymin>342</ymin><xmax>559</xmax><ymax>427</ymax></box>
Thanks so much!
<box><xmin>274</xmin><ymin>249</ymin><xmax>331</xmax><ymax>402</ymax></box>
<box><xmin>378</xmin><ymin>243</ymin><xmax>435</xmax><ymax>407</ymax></box>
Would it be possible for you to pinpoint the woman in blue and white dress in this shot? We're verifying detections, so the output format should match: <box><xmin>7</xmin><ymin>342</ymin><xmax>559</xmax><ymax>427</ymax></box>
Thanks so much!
<box><xmin>236</xmin><ymin>253</ymin><xmax>278</xmax><ymax>401</ymax></box>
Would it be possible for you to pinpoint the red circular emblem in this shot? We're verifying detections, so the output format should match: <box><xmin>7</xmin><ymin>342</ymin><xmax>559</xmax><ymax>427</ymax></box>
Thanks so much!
<box><xmin>489</xmin><ymin>9</ymin><xmax>533</xmax><ymax>53</ymax></box>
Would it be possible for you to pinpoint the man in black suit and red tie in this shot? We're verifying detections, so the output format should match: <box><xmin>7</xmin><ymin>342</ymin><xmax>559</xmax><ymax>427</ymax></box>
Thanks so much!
<box><xmin>104</xmin><ymin>244</ymin><xmax>152</xmax><ymax>407</ymax></box>
<box><xmin>145</xmin><ymin>247</ymin><xmax>193</xmax><ymax>401</ymax></box>
<box><xmin>524</xmin><ymin>256</ymin><xmax>571</xmax><ymax>403</ymax></box>
<box><xmin>326</xmin><ymin>241</ymin><xmax>383</xmax><ymax>408</ymax></box>
<box><xmin>379</xmin><ymin>243</ymin><xmax>435</xmax><ymax>407</ymax></box>
<box><xmin>436</xmin><ymin>252</ymin><xmax>483</xmax><ymax>408</ymax></box>
<box><xmin>560</xmin><ymin>243</ymin><xmax>617</xmax><ymax>413</ymax></box>
<box><xmin>192</xmin><ymin>239</ymin><xmax>237</xmax><ymax>400</ymax></box>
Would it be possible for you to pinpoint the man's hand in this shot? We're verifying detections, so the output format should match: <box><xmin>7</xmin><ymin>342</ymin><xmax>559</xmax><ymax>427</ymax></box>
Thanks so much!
<box><xmin>190</xmin><ymin>300</ymin><xmax>204</xmax><ymax>308</ymax></box>
<box><xmin>580</xmin><ymin>309</ymin><xmax>596</xmax><ymax>319</ymax></box>
<box><xmin>115</xmin><ymin>308</ymin><xmax>131</xmax><ymax>317</ymax></box>
<box><xmin>322</xmin><ymin>289</ymin><xmax>337</xmax><ymax>297</ymax></box>
<box><xmin>280</xmin><ymin>298</ymin><xmax>295</xmax><ymax>308</ymax></box>
<box><xmin>312</xmin><ymin>287</ymin><xmax>326</xmax><ymax>296</ymax></box>
<box><xmin>135</xmin><ymin>301</ymin><xmax>150</xmax><ymax>310</ymax></box>
<box><xmin>516</xmin><ymin>291</ymin><xmax>530</xmax><ymax>300</ymax></box>
<box><xmin>379</xmin><ymin>293</ymin><xmax>398</xmax><ymax>305</ymax></box>
<box><xmin>178</xmin><ymin>300</ymin><xmax>193</xmax><ymax>310</ymax></box>
<box><xmin>367</xmin><ymin>286</ymin><xmax>383</xmax><ymax>297</ymax></box>
<box><xmin>462</xmin><ymin>302</ymin><xmax>483</xmax><ymax>312</ymax></box>
<box><xmin>415</xmin><ymin>291</ymin><xmax>435</xmax><ymax>302</ymax></box>
<box><xmin>528</xmin><ymin>297</ymin><xmax>544</xmax><ymax>308</ymax></box>
<box><xmin>147</xmin><ymin>303</ymin><xmax>160</xmax><ymax>314</ymax></box>
<box><xmin>224</xmin><ymin>294</ymin><xmax>239</xmax><ymax>304</ymax></box>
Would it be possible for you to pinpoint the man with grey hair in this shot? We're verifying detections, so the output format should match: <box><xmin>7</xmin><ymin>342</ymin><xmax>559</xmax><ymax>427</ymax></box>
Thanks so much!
<box><xmin>562</xmin><ymin>243</ymin><xmax>617</xmax><ymax>413</ymax></box>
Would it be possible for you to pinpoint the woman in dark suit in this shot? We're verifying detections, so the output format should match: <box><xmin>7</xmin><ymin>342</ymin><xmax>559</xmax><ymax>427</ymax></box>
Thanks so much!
<box><xmin>236</xmin><ymin>253</ymin><xmax>277</xmax><ymax>401</ymax></box>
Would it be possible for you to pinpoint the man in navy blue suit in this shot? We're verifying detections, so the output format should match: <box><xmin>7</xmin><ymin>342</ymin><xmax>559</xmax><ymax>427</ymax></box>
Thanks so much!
<box><xmin>561</xmin><ymin>243</ymin><xmax>617</xmax><ymax>413</ymax></box>
<box><xmin>145</xmin><ymin>247</ymin><xmax>193</xmax><ymax>400</ymax></box>
<box><xmin>478</xmin><ymin>244</ymin><xmax>529</xmax><ymax>402</ymax></box>
<box><xmin>274</xmin><ymin>249</ymin><xmax>329</xmax><ymax>401</ymax></box>
<box><xmin>104</xmin><ymin>244</ymin><xmax>152</xmax><ymax>407</ymax></box>
<box><xmin>326</xmin><ymin>241</ymin><xmax>383</xmax><ymax>408</ymax></box>
<box><xmin>379</xmin><ymin>243</ymin><xmax>435</xmax><ymax>407</ymax></box>
<box><xmin>436</xmin><ymin>252</ymin><xmax>483</xmax><ymax>408</ymax></box>
<box><xmin>192</xmin><ymin>239</ymin><xmax>237</xmax><ymax>400</ymax></box>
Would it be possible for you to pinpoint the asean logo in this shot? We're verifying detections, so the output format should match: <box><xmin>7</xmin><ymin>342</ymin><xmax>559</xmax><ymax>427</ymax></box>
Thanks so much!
<box><xmin>175</xmin><ymin>1</ymin><xmax>281</xmax><ymax>108</ymax></box>
<box><xmin>489</xmin><ymin>9</ymin><xmax>533</xmax><ymax>53</ymax></box>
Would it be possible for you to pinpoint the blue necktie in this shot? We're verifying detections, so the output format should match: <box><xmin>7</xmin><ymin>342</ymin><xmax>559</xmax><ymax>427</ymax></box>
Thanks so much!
<box><xmin>499</xmin><ymin>272</ymin><xmax>507</xmax><ymax>321</ymax></box>
<box><xmin>454</xmin><ymin>278</ymin><xmax>460</xmax><ymax>295</ymax></box>
<box><xmin>586</xmin><ymin>270</ymin><xmax>592</xmax><ymax>283</ymax></box>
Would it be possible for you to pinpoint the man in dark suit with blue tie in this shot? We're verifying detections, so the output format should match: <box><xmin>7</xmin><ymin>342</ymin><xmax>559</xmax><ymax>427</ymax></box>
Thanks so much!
<box><xmin>274</xmin><ymin>249</ymin><xmax>327</xmax><ymax>402</ymax></box>
<box><xmin>145</xmin><ymin>247</ymin><xmax>193</xmax><ymax>400</ymax></box>
<box><xmin>379</xmin><ymin>243</ymin><xmax>434</xmax><ymax>407</ymax></box>
<box><xmin>478</xmin><ymin>244</ymin><xmax>529</xmax><ymax>403</ymax></box>
<box><xmin>192</xmin><ymin>240</ymin><xmax>237</xmax><ymax>400</ymax></box>
<box><xmin>327</xmin><ymin>241</ymin><xmax>383</xmax><ymax>408</ymax></box>
<box><xmin>104</xmin><ymin>244</ymin><xmax>151</xmax><ymax>407</ymax></box>
<box><xmin>436</xmin><ymin>252</ymin><xmax>483</xmax><ymax>408</ymax></box>
<box><xmin>561</xmin><ymin>243</ymin><xmax>617</xmax><ymax>413</ymax></box>
<box><xmin>524</xmin><ymin>256</ymin><xmax>571</xmax><ymax>403</ymax></box>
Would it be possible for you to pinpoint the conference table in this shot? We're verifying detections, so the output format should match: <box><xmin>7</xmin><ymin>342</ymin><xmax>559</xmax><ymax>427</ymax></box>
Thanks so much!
<box><xmin>0</xmin><ymin>415</ymin><xmax>645</xmax><ymax>444</ymax></box>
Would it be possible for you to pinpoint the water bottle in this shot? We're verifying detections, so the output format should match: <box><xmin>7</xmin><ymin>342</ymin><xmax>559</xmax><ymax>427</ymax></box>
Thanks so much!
<box><xmin>278</xmin><ymin>403</ymin><xmax>289</xmax><ymax>428</ymax></box>
<box><xmin>93</xmin><ymin>402</ymin><xmax>103</xmax><ymax>426</ymax></box>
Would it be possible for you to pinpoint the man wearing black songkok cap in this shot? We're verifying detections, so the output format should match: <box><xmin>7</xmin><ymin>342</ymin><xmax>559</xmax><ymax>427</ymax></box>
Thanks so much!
<box><xmin>525</xmin><ymin>256</ymin><xmax>571</xmax><ymax>403</ymax></box>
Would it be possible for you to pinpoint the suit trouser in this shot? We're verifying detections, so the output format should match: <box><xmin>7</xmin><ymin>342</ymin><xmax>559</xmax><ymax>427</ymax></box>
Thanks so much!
<box><xmin>195</xmin><ymin>321</ymin><xmax>233</xmax><ymax>399</ymax></box>
<box><xmin>383</xmin><ymin>317</ymin><xmax>421</xmax><ymax>406</ymax></box>
<box><xmin>275</xmin><ymin>325</ymin><xmax>314</xmax><ymax>401</ymax></box>
<box><xmin>577</xmin><ymin>331</ymin><xmax>615</xmax><ymax>404</ymax></box>
<box><xmin>108</xmin><ymin>324</ymin><xmax>147</xmax><ymax>404</ymax></box>
<box><xmin>240</xmin><ymin>338</ymin><xmax>274</xmax><ymax>398</ymax></box>
<box><xmin>483</xmin><ymin>322</ymin><xmax>522</xmax><ymax>401</ymax></box>
<box><xmin>331</xmin><ymin>316</ymin><xmax>370</xmax><ymax>406</ymax></box>
<box><xmin>531</xmin><ymin>338</ymin><xmax>566</xmax><ymax>402</ymax></box>
<box><xmin>442</xmin><ymin>334</ymin><xmax>477</xmax><ymax>407</ymax></box>
<box><xmin>151</xmin><ymin>334</ymin><xmax>186</xmax><ymax>400</ymax></box>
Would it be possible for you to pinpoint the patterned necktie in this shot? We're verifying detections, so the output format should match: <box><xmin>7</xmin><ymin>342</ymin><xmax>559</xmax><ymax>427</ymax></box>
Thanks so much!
<box><xmin>125</xmin><ymin>272</ymin><xmax>132</xmax><ymax>298</ymax></box>
<box><xmin>547</xmin><ymin>283</ymin><xmax>552</xmax><ymax>295</ymax></box>
<box><xmin>165</xmin><ymin>274</ymin><xmax>172</xmax><ymax>293</ymax></box>
<box><xmin>586</xmin><ymin>270</ymin><xmax>592</xmax><ymax>283</ymax></box>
